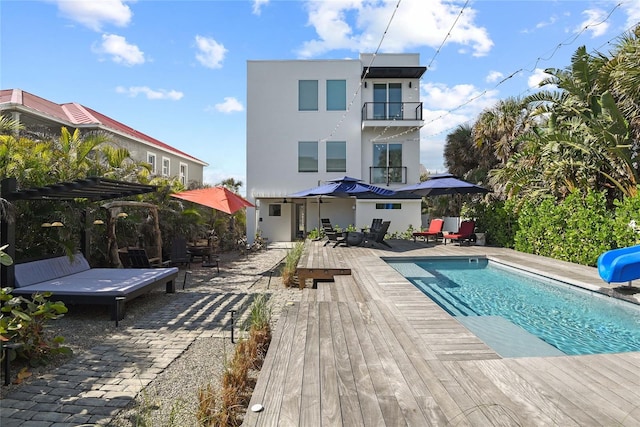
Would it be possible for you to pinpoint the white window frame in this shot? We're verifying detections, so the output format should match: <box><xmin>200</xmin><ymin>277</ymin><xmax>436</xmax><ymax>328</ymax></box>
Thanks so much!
<box><xmin>180</xmin><ymin>162</ymin><xmax>188</xmax><ymax>186</ymax></box>
<box><xmin>162</xmin><ymin>157</ymin><xmax>170</xmax><ymax>177</ymax></box>
<box><xmin>147</xmin><ymin>152</ymin><xmax>157</xmax><ymax>174</ymax></box>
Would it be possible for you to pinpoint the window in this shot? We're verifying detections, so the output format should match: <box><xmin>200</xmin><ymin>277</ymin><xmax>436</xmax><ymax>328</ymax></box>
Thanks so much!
<box><xmin>375</xmin><ymin>203</ymin><xmax>402</xmax><ymax>209</ymax></box>
<box><xmin>269</xmin><ymin>204</ymin><xmax>281</xmax><ymax>216</ymax></box>
<box><xmin>180</xmin><ymin>163</ymin><xmax>188</xmax><ymax>186</ymax></box>
<box><xmin>298</xmin><ymin>80</ymin><xmax>318</xmax><ymax>111</ymax></box>
<box><xmin>147</xmin><ymin>153</ymin><xmax>157</xmax><ymax>174</ymax></box>
<box><xmin>162</xmin><ymin>157</ymin><xmax>170</xmax><ymax>176</ymax></box>
<box><xmin>372</xmin><ymin>143</ymin><xmax>403</xmax><ymax>184</ymax></box>
<box><xmin>326</xmin><ymin>141</ymin><xmax>346</xmax><ymax>172</ymax></box>
<box><xmin>373</xmin><ymin>83</ymin><xmax>402</xmax><ymax>119</ymax></box>
<box><xmin>298</xmin><ymin>141</ymin><xmax>318</xmax><ymax>172</ymax></box>
<box><xmin>326</xmin><ymin>80</ymin><xmax>346</xmax><ymax>111</ymax></box>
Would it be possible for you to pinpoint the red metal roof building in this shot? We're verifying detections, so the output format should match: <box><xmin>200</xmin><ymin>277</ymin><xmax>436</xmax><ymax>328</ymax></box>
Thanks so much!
<box><xmin>1</xmin><ymin>88</ymin><xmax>207</xmax><ymax>186</ymax></box>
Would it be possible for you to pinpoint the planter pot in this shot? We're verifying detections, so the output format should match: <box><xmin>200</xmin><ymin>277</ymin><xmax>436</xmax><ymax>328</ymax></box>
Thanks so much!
<box><xmin>475</xmin><ymin>232</ymin><xmax>486</xmax><ymax>246</ymax></box>
<box><xmin>346</xmin><ymin>231</ymin><xmax>364</xmax><ymax>246</ymax></box>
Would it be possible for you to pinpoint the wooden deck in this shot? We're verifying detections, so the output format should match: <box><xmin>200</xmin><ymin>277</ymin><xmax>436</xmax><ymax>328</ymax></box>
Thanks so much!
<box><xmin>245</xmin><ymin>240</ymin><xmax>640</xmax><ymax>426</ymax></box>
<box><xmin>296</xmin><ymin>239</ymin><xmax>351</xmax><ymax>289</ymax></box>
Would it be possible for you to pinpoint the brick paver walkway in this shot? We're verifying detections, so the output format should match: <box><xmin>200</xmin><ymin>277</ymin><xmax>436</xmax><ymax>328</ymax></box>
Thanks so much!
<box><xmin>1</xmin><ymin>245</ymin><xmax>293</xmax><ymax>426</ymax></box>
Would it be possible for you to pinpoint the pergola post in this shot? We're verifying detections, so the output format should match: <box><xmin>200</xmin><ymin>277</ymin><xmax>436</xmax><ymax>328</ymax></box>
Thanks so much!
<box><xmin>1</xmin><ymin>178</ymin><xmax>16</xmax><ymax>288</ymax></box>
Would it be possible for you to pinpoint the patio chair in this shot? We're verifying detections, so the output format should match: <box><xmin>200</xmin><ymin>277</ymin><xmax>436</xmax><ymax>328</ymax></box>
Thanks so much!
<box><xmin>443</xmin><ymin>220</ymin><xmax>476</xmax><ymax>245</ymax></box>
<box><xmin>126</xmin><ymin>248</ymin><xmax>170</xmax><ymax>268</ymax></box>
<box><xmin>322</xmin><ymin>218</ymin><xmax>342</xmax><ymax>246</ymax></box>
<box><xmin>412</xmin><ymin>218</ymin><xmax>444</xmax><ymax>243</ymax></box>
<box><xmin>364</xmin><ymin>220</ymin><xmax>391</xmax><ymax>248</ymax></box>
<box><xmin>321</xmin><ymin>218</ymin><xmax>334</xmax><ymax>233</ymax></box>
<box><xmin>364</xmin><ymin>218</ymin><xmax>383</xmax><ymax>234</ymax></box>
<box><xmin>170</xmin><ymin>236</ymin><xmax>191</xmax><ymax>268</ymax></box>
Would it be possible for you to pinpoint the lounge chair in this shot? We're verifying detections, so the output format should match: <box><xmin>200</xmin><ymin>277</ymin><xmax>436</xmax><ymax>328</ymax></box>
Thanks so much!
<box><xmin>364</xmin><ymin>220</ymin><xmax>391</xmax><ymax>248</ymax></box>
<box><xmin>365</xmin><ymin>218</ymin><xmax>383</xmax><ymax>233</ymax></box>
<box><xmin>322</xmin><ymin>218</ymin><xmax>342</xmax><ymax>247</ymax></box>
<box><xmin>412</xmin><ymin>218</ymin><xmax>444</xmax><ymax>243</ymax></box>
<box><xmin>443</xmin><ymin>220</ymin><xmax>476</xmax><ymax>245</ymax></box>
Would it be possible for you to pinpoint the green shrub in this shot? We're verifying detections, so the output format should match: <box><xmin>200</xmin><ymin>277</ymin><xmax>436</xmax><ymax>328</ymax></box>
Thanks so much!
<box><xmin>307</xmin><ymin>228</ymin><xmax>321</xmax><ymax>240</ymax></box>
<box><xmin>462</xmin><ymin>199</ymin><xmax>518</xmax><ymax>247</ymax></box>
<box><xmin>0</xmin><ymin>289</ymin><xmax>71</xmax><ymax>367</ymax></box>
<box><xmin>514</xmin><ymin>190</ymin><xmax>614</xmax><ymax>266</ymax></box>
<box><xmin>611</xmin><ymin>189</ymin><xmax>640</xmax><ymax>248</ymax></box>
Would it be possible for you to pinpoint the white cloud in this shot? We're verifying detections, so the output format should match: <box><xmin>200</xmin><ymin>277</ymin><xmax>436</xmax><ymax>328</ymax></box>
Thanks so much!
<box><xmin>54</xmin><ymin>0</ymin><xmax>132</xmax><ymax>32</ymax></box>
<box><xmin>486</xmin><ymin>71</ymin><xmax>503</xmax><ymax>83</ymax></box>
<box><xmin>94</xmin><ymin>34</ymin><xmax>145</xmax><ymax>66</ymax></box>
<box><xmin>621</xmin><ymin>0</ymin><xmax>640</xmax><ymax>30</ymax></box>
<box><xmin>528</xmin><ymin>68</ymin><xmax>553</xmax><ymax>89</ymax></box>
<box><xmin>535</xmin><ymin>15</ymin><xmax>557</xmax><ymax>30</ymax></box>
<box><xmin>211</xmin><ymin>97</ymin><xmax>244</xmax><ymax>113</ymax></box>
<box><xmin>195</xmin><ymin>35</ymin><xmax>227</xmax><ymax>69</ymax></box>
<box><xmin>297</xmin><ymin>0</ymin><xmax>493</xmax><ymax>58</ymax></box>
<box><xmin>116</xmin><ymin>86</ymin><xmax>184</xmax><ymax>100</ymax></box>
<box><xmin>253</xmin><ymin>0</ymin><xmax>269</xmax><ymax>15</ymax></box>
<box><xmin>421</xmin><ymin>82</ymin><xmax>495</xmax><ymax>111</ymax></box>
<box><xmin>418</xmin><ymin>81</ymin><xmax>499</xmax><ymax>172</ymax></box>
<box><xmin>576</xmin><ymin>8</ymin><xmax>609</xmax><ymax>38</ymax></box>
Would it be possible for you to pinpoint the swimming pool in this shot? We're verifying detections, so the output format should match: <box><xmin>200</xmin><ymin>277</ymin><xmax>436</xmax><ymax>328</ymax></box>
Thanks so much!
<box><xmin>386</xmin><ymin>257</ymin><xmax>640</xmax><ymax>356</ymax></box>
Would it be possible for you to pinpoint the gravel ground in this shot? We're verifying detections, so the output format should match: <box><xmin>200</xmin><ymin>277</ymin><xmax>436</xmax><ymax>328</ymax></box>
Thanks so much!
<box><xmin>1</xmin><ymin>245</ymin><xmax>302</xmax><ymax>426</ymax></box>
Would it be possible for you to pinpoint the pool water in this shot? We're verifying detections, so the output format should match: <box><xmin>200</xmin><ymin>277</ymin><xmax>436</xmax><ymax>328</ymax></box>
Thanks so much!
<box><xmin>387</xmin><ymin>258</ymin><xmax>640</xmax><ymax>356</ymax></box>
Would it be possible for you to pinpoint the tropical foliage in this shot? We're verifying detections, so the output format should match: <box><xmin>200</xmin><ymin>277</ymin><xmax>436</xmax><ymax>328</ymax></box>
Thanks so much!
<box><xmin>0</xmin><ymin>117</ymin><xmax>251</xmax><ymax>264</ymax></box>
<box><xmin>444</xmin><ymin>25</ymin><xmax>640</xmax><ymax>265</ymax></box>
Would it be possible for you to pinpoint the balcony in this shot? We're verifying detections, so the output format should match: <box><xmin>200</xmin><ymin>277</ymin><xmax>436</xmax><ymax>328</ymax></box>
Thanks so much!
<box><xmin>369</xmin><ymin>166</ymin><xmax>407</xmax><ymax>185</ymax></box>
<box><xmin>362</xmin><ymin>102</ymin><xmax>424</xmax><ymax>129</ymax></box>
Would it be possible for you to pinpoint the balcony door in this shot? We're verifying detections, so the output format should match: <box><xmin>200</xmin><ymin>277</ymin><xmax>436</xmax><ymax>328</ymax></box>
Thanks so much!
<box><xmin>373</xmin><ymin>83</ymin><xmax>402</xmax><ymax>119</ymax></box>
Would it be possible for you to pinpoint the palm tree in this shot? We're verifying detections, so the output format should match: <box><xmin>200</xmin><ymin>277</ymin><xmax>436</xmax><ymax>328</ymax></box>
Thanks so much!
<box><xmin>219</xmin><ymin>177</ymin><xmax>243</xmax><ymax>193</ymax></box>
<box><xmin>444</xmin><ymin>123</ymin><xmax>498</xmax><ymax>188</ymax></box>
<box><xmin>473</xmin><ymin>96</ymin><xmax>533</xmax><ymax>165</ymax></box>
<box><xmin>521</xmin><ymin>44</ymin><xmax>638</xmax><ymax>201</ymax></box>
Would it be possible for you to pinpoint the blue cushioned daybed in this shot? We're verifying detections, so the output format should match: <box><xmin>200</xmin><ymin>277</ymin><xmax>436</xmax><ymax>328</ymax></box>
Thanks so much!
<box><xmin>12</xmin><ymin>253</ymin><xmax>178</xmax><ymax>322</ymax></box>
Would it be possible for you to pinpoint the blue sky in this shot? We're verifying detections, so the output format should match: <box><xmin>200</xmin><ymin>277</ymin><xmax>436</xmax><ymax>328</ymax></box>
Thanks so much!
<box><xmin>2</xmin><ymin>0</ymin><xmax>639</xmax><ymax>192</ymax></box>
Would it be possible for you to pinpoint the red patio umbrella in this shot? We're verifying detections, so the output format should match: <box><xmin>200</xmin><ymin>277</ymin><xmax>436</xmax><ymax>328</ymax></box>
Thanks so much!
<box><xmin>171</xmin><ymin>187</ymin><xmax>254</xmax><ymax>214</ymax></box>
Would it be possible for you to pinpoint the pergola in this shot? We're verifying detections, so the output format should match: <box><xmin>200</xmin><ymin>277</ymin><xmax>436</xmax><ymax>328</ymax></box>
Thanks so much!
<box><xmin>1</xmin><ymin>177</ymin><xmax>158</xmax><ymax>287</ymax></box>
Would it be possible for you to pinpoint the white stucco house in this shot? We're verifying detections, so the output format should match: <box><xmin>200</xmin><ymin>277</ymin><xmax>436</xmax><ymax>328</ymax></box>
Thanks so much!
<box><xmin>246</xmin><ymin>53</ymin><xmax>426</xmax><ymax>242</ymax></box>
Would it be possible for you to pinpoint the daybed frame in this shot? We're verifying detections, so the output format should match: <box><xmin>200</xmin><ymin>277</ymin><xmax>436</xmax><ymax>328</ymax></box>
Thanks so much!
<box><xmin>12</xmin><ymin>253</ymin><xmax>178</xmax><ymax>322</ymax></box>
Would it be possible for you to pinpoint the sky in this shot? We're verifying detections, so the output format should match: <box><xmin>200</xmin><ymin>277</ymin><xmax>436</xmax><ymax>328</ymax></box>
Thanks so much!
<box><xmin>2</xmin><ymin>0</ymin><xmax>639</xmax><ymax>193</ymax></box>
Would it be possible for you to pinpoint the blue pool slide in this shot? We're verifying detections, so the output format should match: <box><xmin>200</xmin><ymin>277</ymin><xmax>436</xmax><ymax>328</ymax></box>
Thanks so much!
<box><xmin>597</xmin><ymin>244</ymin><xmax>640</xmax><ymax>283</ymax></box>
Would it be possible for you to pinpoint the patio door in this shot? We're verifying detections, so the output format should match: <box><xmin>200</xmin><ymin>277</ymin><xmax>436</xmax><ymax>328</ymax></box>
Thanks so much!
<box><xmin>295</xmin><ymin>203</ymin><xmax>305</xmax><ymax>239</ymax></box>
<box><xmin>373</xmin><ymin>83</ymin><xmax>402</xmax><ymax>119</ymax></box>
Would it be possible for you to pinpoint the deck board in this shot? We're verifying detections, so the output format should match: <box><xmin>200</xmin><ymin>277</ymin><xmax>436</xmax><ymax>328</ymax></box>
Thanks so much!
<box><xmin>328</xmin><ymin>302</ymin><xmax>365</xmax><ymax>426</ymax></box>
<box><xmin>245</xmin><ymin>240</ymin><xmax>640</xmax><ymax>426</ymax></box>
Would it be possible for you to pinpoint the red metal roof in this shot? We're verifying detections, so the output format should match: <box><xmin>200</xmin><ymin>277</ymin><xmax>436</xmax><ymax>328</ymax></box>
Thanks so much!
<box><xmin>1</xmin><ymin>89</ymin><xmax>206</xmax><ymax>165</ymax></box>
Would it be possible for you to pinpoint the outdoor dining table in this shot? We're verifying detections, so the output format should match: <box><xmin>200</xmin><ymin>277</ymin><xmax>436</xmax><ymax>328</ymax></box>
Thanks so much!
<box><xmin>187</xmin><ymin>245</ymin><xmax>212</xmax><ymax>262</ymax></box>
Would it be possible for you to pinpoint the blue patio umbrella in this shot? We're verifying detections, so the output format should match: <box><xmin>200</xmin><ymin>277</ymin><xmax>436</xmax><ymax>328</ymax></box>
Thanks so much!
<box><xmin>397</xmin><ymin>173</ymin><xmax>489</xmax><ymax>196</ymax></box>
<box><xmin>288</xmin><ymin>176</ymin><xmax>396</xmax><ymax>198</ymax></box>
<box><xmin>288</xmin><ymin>176</ymin><xmax>396</xmax><ymax>232</ymax></box>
